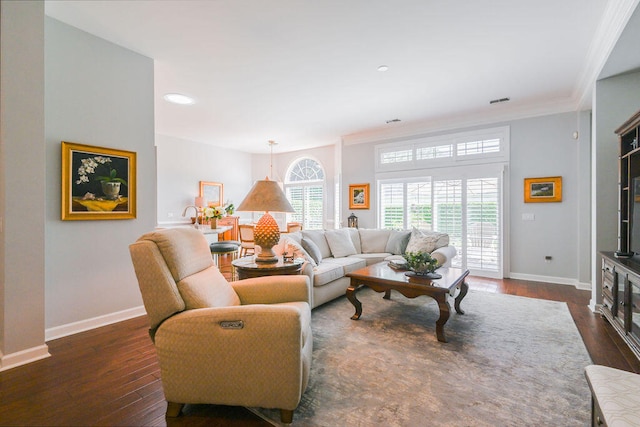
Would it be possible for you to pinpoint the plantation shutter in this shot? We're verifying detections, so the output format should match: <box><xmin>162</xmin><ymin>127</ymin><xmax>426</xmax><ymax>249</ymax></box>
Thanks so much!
<box><xmin>433</xmin><ymin>179</ymin><xmax>463</xmax><ymax>268</ymax></box>
<box><xmin>466</xmin><ymin>177</ymin><xmax>499</xmax><ymax>271</ymax></box>
<box><xmin>407</xmin><ymin>181</ymin><xmax>432</xmax><ymax>230</ymax></box>
<box><xmin>380</xmin><ymin>183</ymin><xmax>405</xmax><ymax>229</ymax></box>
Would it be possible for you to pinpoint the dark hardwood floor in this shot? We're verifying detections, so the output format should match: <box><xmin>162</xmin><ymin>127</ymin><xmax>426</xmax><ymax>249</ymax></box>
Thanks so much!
<box><xmin>1</xmin><ymin>254</ymin><xmax>638</xmax><ymax>426</ymax></box>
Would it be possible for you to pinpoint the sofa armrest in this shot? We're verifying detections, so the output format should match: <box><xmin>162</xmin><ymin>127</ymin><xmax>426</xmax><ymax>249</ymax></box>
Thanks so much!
<box><xmin>432</xmin><ymin>245</ymin><xmax>457</xmax><ymax>267</ymax></box>
<box><xmin>155</xmin><ymin>305</ymin><xmax>309</xmax><ymax>407</ymax></box>
<box><xmin>232</xmin><ymin>275</ymin><xmax>311</xmax><ymax>305</ymax></box>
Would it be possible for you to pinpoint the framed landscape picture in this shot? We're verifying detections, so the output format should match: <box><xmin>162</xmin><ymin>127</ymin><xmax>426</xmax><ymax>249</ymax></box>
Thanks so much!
<box><xmin>524</xmin><ymin>176</ymin><xmax>562</xmax><ymax>203</ymax></box>
<box><xmin>200</xmin><ymin>181</ymin><xmax>223</xmax><ymax>207</ymax></box>
<box><xmin>61</xmin><ymin>141</ymin><xmax>136</xmax><ymax>220</ymax></box>
<box><xmin>349</xmin><ymin>183</ymin><xmax>370</xmax><ymax>209</ymax></box>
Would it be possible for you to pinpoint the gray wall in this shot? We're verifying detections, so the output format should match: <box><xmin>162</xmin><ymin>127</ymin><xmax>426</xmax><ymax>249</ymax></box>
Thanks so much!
<box><xmin>0</xmin><ymin>1</ymin><xmax>48</xmax><ymax>365</ymax></box>
<box><xmin>592</xmin><ymin>70</ymin><xmax>640</xmax><ymax>304</ymax></box>
<box><xmin>342</xmin><ymin>111</ymin><xmax>592</xmax><ymax>286</ymax></box>
<box><xmin>44</xmin><ymin>18</ymin><xmax>156</xmax><ymax>333</ymax></box>
<box><xmin>155</xmin><ymin>134</ymin><xmax>253</xmax><ymax>225</ymax></box>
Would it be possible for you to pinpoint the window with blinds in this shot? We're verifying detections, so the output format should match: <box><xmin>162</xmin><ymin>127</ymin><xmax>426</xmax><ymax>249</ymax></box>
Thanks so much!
<box><xmin>379</xmin><ymin>174</ymin><xmax>501</xmax><ymax>276</ymax></box>
<box><xmin>285</xmin><ymin>158</ymin><xmax>325</xmax><ymax>230</ymax></box>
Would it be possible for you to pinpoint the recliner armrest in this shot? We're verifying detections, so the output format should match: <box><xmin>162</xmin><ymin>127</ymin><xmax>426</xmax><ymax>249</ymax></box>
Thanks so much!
<box><xmin>232</xmin><ymin>275</ymin><xmax>311</xmax><ymax>305</ymax></box>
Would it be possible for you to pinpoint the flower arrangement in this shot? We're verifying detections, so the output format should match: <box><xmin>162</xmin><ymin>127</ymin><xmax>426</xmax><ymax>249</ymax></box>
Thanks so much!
<box><xmin>204</xmin><ymin>205</ymin><xmax>226</xmax><ymax>220</ymax></box>
<box><xmin>402</xmin><ymin>251</ymin><xmax>438</xmax><ymax>275</ymax></box>
<box><xmin>75</xmin><ymin>156</ymin><xmax>127</xmax><ymax>186</ymax></box>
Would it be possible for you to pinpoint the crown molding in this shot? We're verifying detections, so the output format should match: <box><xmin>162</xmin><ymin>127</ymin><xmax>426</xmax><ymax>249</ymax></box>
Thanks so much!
<box><xmin>574</xmin><ymin>0</ymin><xmax>640</xmax><ymax>109</ymax></box>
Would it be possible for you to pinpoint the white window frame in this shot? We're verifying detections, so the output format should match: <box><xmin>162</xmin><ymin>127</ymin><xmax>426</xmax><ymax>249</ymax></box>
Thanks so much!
<box><xmin>284</xmin><ymin>157</ymin><xmax>326</xmax><ymax>230</ymax></box>
<box><xmin>375</xmin><ymin>126</ymin><xmax>510</xmax><ymax>278</ymax></box>
<box><xmin>375</xmin><ymin>126</ymin><xmax>510</xmax><ymax>172</ymax></box>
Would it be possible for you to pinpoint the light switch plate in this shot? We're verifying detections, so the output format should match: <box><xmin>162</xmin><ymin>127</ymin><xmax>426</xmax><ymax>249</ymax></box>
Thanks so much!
<box><xmin>522</xmin><ymin>213</ymin><xmax>535</xmax><ymax>221</ymax></box>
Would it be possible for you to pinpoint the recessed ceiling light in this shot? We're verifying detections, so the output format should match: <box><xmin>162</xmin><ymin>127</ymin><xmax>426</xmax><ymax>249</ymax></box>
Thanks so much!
<box><xmin>377</xmin><ymin>65</ymin><xmax>389</xmax><ymax>72</ymax></box>
<box><xmin>163</xmin><ymin>93</ymin><xmax>195</xmax><ymax>105</ymax></box>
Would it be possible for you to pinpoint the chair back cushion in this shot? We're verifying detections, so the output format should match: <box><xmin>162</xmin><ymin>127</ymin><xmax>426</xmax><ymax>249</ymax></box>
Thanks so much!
<box><xmin>129</xmin><ymin>238</ymin><xmax>186</xmax><ymax>330</ymax></box>
<box><xmin>177</xmin><ymin>265</ymin><xmax>240</xmax><ymax>309</ymax></box>
<box><xmin>130</xmin><ymin>228</ymin><xmax>240</xmax><ymax>329</ymax></box>
<box><xmin>147</xmin><ymin>228</ymin><xmax>214</xmax><ymax>281</ymax></box>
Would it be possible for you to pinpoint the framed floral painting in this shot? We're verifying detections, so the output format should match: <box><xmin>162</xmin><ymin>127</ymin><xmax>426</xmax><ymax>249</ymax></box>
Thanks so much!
<box><xmin>61</xmin><ymin>141</ymin><xmax>137</xmax><ymax>220</ymax></box>
<box><xmin>349</xmin><ymin>183</ymin><xmax>370</xmax><ymax>209</ymax></box>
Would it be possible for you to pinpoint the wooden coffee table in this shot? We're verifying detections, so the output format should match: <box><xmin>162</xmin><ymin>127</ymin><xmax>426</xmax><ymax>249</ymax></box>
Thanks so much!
<box><xmin>346</xmin><ymin>262</ymin><xmax>469</xmax><ymax>342</ymax></box>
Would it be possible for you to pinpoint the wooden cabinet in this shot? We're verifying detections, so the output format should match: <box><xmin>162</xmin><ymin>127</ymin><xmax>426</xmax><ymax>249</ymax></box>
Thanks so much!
<box><xmin>600</xmin><ymin>252</ymin><xmax>640</xmax><ymax>360</ymax></box>
<box><xmin>217</xmin><ymin>216</ymin><xmax>238</xmax><ymax>241</ymax></box>
<box><xmin>616</xmin><ymin>110</ymin><xmax>640</xmax><ymax>254</ymax></box>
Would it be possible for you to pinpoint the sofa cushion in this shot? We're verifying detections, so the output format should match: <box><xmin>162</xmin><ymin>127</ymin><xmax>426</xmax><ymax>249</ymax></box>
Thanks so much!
<box><xmin>302</xmin><ymin>238</ymin><xmax>323</xmax><ymax>265</ymax></box>
<box><xmin>349</xmin><ymin>253</ymin><xmax>389</xmax><ymax>266</ymax></box>
<box><xmin>176</xmin><ymin>265</ymin><xmax>241</xmax><ymax>309</ymax></box>
<box><xmin>359</xmin><ymin>229</ymin><xmax>392</xmax><ymax>253</ymax></box>
<box><xmin>385</xmin><ymin>230</ymin><xmax>411</xmax><ymax>255</ymax></box>
<box><xmin>311</xmin><ymin>262</ymin><xmax>344</xmax><ymax>287</ymax></box>
<box><xmin>343</xmin><ymin>227</ymin><xmax>362</xmax><ymax>253</ymax></box>
<box><xmin>323</xmin><ymin>256</ymin><xmax>366</xmax><ymax>275</ymax></box>
<box><xmin>301</xmin><ymin>230</ymin><xmax>332</xmax><ymax>258</ymax></box>
<box><xmin>325</xmin><ymin>229</ymin><xmax>358</xmax><ymax>258</ymax></box>
<box><xmin>405</xmin><ymin>228</ymin><xmax>449</xmax><ymax>254</ymax></box>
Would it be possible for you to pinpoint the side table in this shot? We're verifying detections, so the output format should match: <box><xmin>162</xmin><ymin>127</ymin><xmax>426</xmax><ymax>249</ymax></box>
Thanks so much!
<box><xmin>232</xmin><ymin>256</ymin><xmax>304</xmax><ymax>280</ymax></box>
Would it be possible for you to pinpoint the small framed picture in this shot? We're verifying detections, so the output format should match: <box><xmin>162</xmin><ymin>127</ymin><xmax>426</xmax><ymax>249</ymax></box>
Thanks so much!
<box><xmin>61</xmin><ymin>141</ymin><xmax>136</xmax><ymax>220</ymax></box>
<box><xmin>200</xmin><ymin>181</ymin><xmax>223</xmax><ymax>207</ymax></box>
<box><xmin>349</xmin><ymin>183</ymin><xmax>370</xmax><ymax>209</ymax></box>
<box><xmin>524</xmin><ymin>176</ymin><xmax>562</xmax><ymax>203</ymax></box>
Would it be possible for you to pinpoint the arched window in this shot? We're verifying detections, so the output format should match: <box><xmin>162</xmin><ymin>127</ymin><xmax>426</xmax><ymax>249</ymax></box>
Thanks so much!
<box><xmin>285</xmin><ymin>158</ymin><xmax>325</xmax><ymax>230</ymax></box>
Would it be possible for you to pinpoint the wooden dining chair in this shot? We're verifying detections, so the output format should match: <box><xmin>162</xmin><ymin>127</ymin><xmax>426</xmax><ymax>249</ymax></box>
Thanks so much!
<box><xmin>286</xmin><ymin>222</ymin><xmax>302</xmax><ymax>233</ymax></box>
<box><xmin>238</xmin><ymin>224</ymin><xmax>256</xmax><ymax>257</ymax></box>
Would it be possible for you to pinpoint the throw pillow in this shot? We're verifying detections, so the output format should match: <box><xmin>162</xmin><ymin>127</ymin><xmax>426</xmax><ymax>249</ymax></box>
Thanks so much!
<box><xmin>301</xmin><ymin>230</ymin><xmax>332</xmax><ymax>258</ymax></box>
<box><xmin>177</xmin><ymin>266</ymin><xmax>241</xmax><ymax>309</ymax></box>
<box><xmin>405</xmin><ymin>228</ymin><xmax>449</xmax><ymax>254</ymax></box>
<box><xmin>325</xmin><ymin>229</ymin><xmax>358</xmax><ymax>258</ymax></box>
<box><xmin>301</xmin><ymin>238</ymin><xmax>323</xmax><ymax>265</ymax></box>
<box><xmin>385</xmin><ymin>230</ymin><xmax>412</xmax><ymax>255</ymax></box>
<box><xmin>283</xmin><ymin>237</ymin><xmax>316</xmax><ymax>267</ymax></box>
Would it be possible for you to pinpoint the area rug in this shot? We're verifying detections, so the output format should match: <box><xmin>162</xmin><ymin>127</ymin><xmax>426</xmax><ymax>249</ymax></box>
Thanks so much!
<box><xmin>252</xmin><ymin>288</ymin><xmax>593</xmax><ymax>426</ymax></box>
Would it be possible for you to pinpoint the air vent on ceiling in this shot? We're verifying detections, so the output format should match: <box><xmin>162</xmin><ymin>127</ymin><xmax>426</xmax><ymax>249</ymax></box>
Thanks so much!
<box><xmin>489</xmin><ymin>97</ymin><xmax>510</xmax><ymax>104</ymax></box>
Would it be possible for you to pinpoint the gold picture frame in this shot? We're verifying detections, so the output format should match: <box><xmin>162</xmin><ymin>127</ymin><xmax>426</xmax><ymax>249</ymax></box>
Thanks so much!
<box><xmin>524</xmin><ymin>176</ymin><xmax>562</xmax><ymax>203</ymax></box>
<box><xmin>61</xmin><ymin>142</ymin><xmax>136</xmax><ymax>220</ymax></box>
<box><xmin>199</xmin><ymin>181</ymin><xmax>223</xmax><ymax>207</ymax></box>
<box><xmin>349</xmin><ymin>183</ymin><xmax>370</xmax><ymax>209</ymax></box>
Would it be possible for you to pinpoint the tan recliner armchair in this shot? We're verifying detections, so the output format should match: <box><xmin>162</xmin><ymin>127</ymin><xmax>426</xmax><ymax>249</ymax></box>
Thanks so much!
<box><xmin>129</xmin><ymin>228</ymin><xmax>312</xmax><ymax>423</ymax></box>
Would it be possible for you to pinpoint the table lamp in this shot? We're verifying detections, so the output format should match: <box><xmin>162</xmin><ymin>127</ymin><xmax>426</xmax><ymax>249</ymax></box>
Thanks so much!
<box><xmin>237</xmin><ymin>177</ymin><xmax>295</xmax><ymax>263</ymax></box>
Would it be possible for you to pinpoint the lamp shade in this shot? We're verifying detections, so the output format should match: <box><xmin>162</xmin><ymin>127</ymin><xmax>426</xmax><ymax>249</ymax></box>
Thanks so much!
<box><xmin>236</xmin><ymin>177</ymin><xmax>295</xmax><ymax>213</ymax></box>
<box><xmin>237</xmin><ymin>177</ymin><xmax>295</xmax><ymax>263</ymax></box>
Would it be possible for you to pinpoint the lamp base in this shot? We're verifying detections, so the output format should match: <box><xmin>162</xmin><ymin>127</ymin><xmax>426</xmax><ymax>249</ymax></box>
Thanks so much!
<box><xmin>254</xmin><ymin>246</ymin><xmax>279</xmax><ymax>263</ymax></box>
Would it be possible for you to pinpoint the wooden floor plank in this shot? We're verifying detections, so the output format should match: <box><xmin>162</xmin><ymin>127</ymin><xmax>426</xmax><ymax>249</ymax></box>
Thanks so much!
<box><xmin>0</xmin><ymin>259</ymin><xmax>637</xmax><ymax>426</ymax></box>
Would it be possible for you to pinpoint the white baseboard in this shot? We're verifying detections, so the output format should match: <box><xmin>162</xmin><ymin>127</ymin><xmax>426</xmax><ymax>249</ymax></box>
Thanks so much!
<box><xmin>0</xmin><ymin>344</ymin><xmax>50</xmax><ymax>372</ymax></box>
<box><xmin>45</xmin><ymin>305</ymin><xmax>147</xmax><ymax>341</ymax></box>
<box><xmin>508</xmin><ymin>272</ymin><xmax>592</xmax><ymax>291</ymax></box>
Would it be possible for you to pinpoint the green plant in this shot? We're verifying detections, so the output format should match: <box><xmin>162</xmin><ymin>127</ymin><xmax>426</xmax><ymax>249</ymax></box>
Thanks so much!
<box><xmin>96</xmin><ymin>168</ymin><xmax>128</xmax><ymax>186</ymax></box>
<box><xmin>402</xmin><ymin>251</ymin><xmax>438</xmax><ymax>274</ymax></box>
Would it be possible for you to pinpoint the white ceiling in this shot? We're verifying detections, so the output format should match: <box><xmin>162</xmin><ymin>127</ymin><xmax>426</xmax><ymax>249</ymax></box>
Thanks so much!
<box><xmin>44</xmin><ymin>0</ymin><xmax>638</xmax><ymax>154</ymax></box>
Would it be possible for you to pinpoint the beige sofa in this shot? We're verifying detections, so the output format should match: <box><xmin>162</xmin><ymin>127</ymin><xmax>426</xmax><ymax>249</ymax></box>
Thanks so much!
<box><xmin>276</xmin><ymin>228</ymin><xmax>457</xmax><ymax>309</ymax></box>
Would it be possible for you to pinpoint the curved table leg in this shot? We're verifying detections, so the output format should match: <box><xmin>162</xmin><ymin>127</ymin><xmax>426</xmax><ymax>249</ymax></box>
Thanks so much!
<box><xmin>435</xmin><ymin>294</ymin><xmax>451</xmax><ymax>343</ymax></box>
<box><xmin>454</xmin><ymin>281</ymin><xmax>469</xmax><ymax>315</ymax></box>
<box><xmin>383</xmin><ymin>289</ymin><xmax>391</xmax><ymax>300</ymax></box>
<box><xmin>346</xmin><ymin>285</ymin><xmax>362</xmax><ymax>320</ymax></box>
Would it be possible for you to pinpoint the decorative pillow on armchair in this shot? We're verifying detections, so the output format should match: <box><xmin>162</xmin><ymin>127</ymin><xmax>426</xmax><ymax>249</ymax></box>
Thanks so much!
<box><xmin>405</xmin><ymin>228</ymin><xmax>449</xmax><ymax>254</ymax></box>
